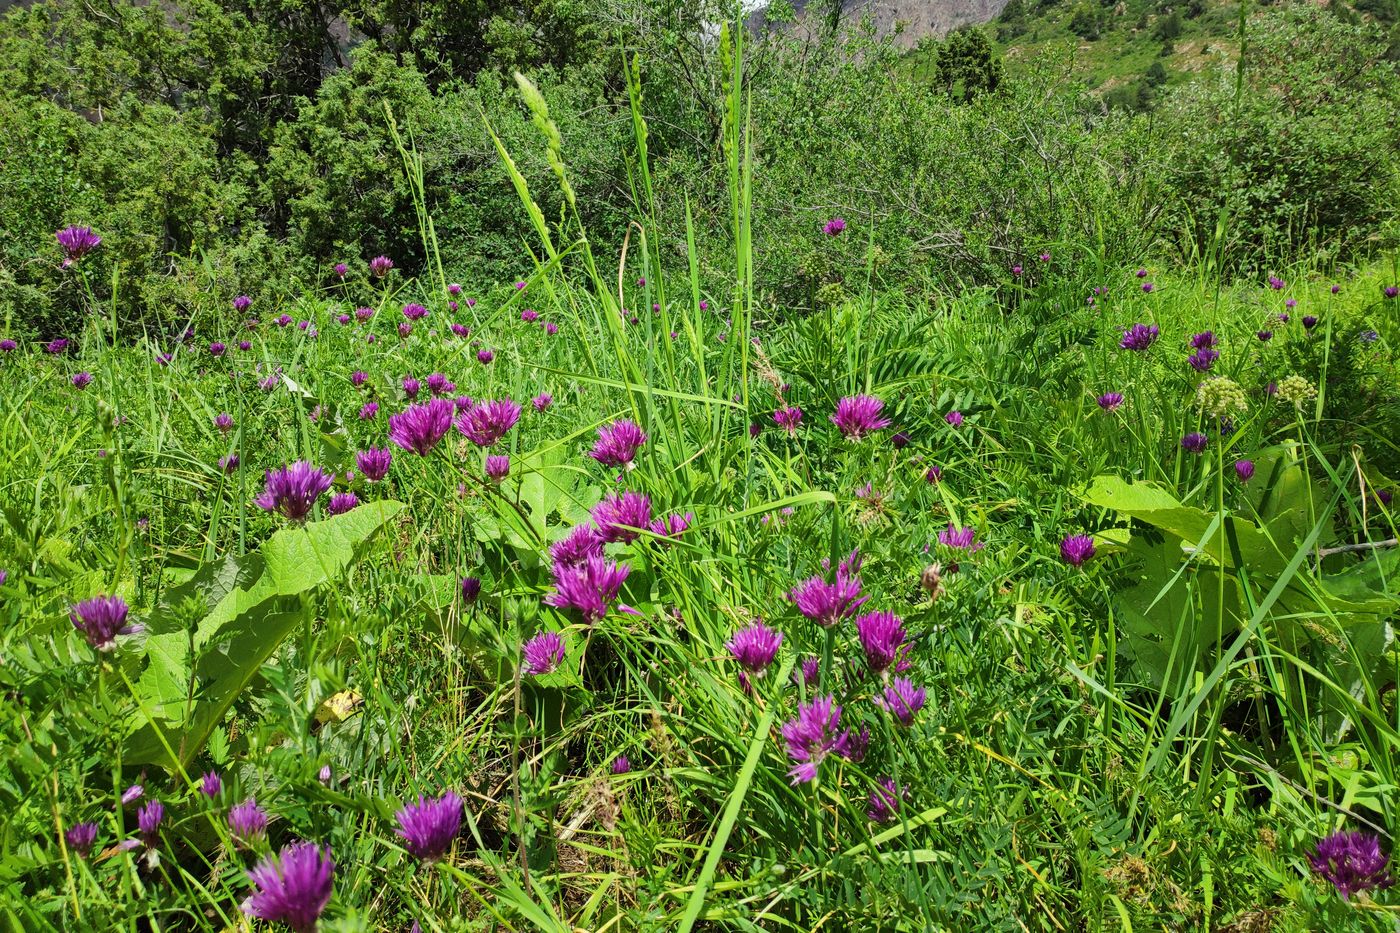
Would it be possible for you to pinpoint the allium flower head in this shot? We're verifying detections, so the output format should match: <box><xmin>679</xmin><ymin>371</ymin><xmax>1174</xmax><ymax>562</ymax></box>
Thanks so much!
<box><xmin>522</xmin><ymin>631</ymin><xmax>567</xmax><ymax>675</ymax></box>
<box><xmin>355</xmin><ymin>448</ymin><xmax>392</xmax><ymax>482</ymax></box>
<box><xmin>521</xmin><ymin>309</ymin><xmax>539</xmax><ymax>323</ymax></box>
<box><xmin>1119</xmin><ymin>323</ymin><xmax>1159</xmax><ymax>351</ymax></box>
<box><xmin>215</xmin><ymin>413</ymin><xmax>234</xmax><ymax>433</ymax></box>
<box><xmin>545</xmin><ymin>555</ymin><xmax>629</xmax><ymax>624</ymax></box>
<box><xmin>1097</xmin><ymin>392</ymin><xmax>1124</xmax><ymax>412</ymax></box>
<box><xmin>1180</xmin><ymin>432</ymin><xmax>1209</xmax><ymax>454</ymax></box>
<box><xmin>1141</xmin><ymin>282</ymin><xmax>1155</xmax><ymax>293</ymax></box>
<box><xmin>45</xmin><ymin>338</ymin><xmax>70</xmax><ymax>355</ymax></box>
<box><xmin>389</xmin><ymin>399</ymin><xmax>454</xmax><ymax>455</ymax></box>
<box><xmin>71</xmin><ymin>372</ymin><xmax>92</xmax><ymax>389</ymax></box>
<box><xmin>1275</xmin><ymin>374</ymin><xmax>1317</xmax><ymax>407</ymax></box>
<box><xmin>1302</xmin><ymin>315</ymin><xmax>1318</xmax><ymax>330</ymax></box>
<box><xmin>789</xmin><ymin>551</ymin><xmax>867</xmax><ymax>628</ymax></box>
<box><xmin>1187</xmin><ymin>348</ymin><xmax>1219</xmax><ymax>372</ymax></box>
<box><xmin>1385</xmin><ymin>286</ymin><xmax>1399</xmax><ymax>299</ymax></box>
<box><xmin>484</xmin><ymin>455</ymin><xmax>510</xmax><ymax>483</ymax></box>
<box><xmin>823</xmin><ymin>217</ymin><xmax>846</xmax><ymax>236</ymax></box>
<box><xmin>369</xmin><ymin>255</ymin><xmax>393</xmax><ymax>277</ymax></box>
<box><xmin>726</xmin><ymin>621</ymin><xmax>783</xmax><ymax>674</ymax></box>
<box><xmin>877</xmin><ymin>677</ymin><xmax>926</xmax><ymax>726</ymax></box>
<box><xmin>395</xmin><ymin>792</ymin><xmax>462</xmax><ymax>862</ymax></box>
<box><xmin>229</xmin><ymin>798</ymin><xmax>269</xmax><ymax>842</ymax></box>
<box><xmin>855</xmin><ymin>610</ymin><xmax>908</xmax><ymax>676</ymax></box>
<box><xmin>1060</xmin><ymin>534</ymin><xmax>1095</xmax><ymax>567</ymax></box>
<box><xmin>401</xmin><ymin>303</ymin><xmax>427</xmax><ymax>322</ymax></box>
<box><xmin>937</xmin><ymin>524</ymin><xmax>982</xmax><ymax>551</ymax></box>
<box><xmin>425</xmin><ymin>373</ymin><xmax>451</xmax><ymax>396</ymax></box>
<box><xmin>66</xmin><ymin>822</ymin><xmax>98</xmax><ymax>857</ymax></box>
<box><xmin>122</xmin><ymin>784</ymin><xmax>144</xmax><ymax>805</ymax></box>
<box><xmin>648</xmin><ymin>512</ymin><xmax>693</xmax><ymax>539</ymax></box>
<box><xmin>611</xmin><ymin>756</ymin><xmax>631</xmax><ymax>774</ymax></box>
<box><xmin>830</xmin><ymin>395</ymin><xmax>890</xmax><ymax>440</ymax></box>
<box><xmin>773</xmin><ymin>406</ymin><xmax>803</xmax><ymax>433</ymax></box>
<box><xmin>199</xmin><ymin>771</ymin><xmax>223</xmax><ymax>797</ymax></box>
<box><xmin>1234</xmin><ymin>459</ymin><xmax>1255</xmax><ymax>483</ymax></box>
<box><xmin>550</xmin><ymin>525</ymin><xmax>604</xmax><ymax>567</ymax></box>
<box><xmin>459</xmin><ymin>576</ymin><xmax>481</xmax><ymax>603</ymax></box>
<box><xmin>254</xmin><ymin>462</ymin><xmax>333</xmax><ymax>522</ymax></box>
<box><xmin>1309</xmin><ymin>830</ymin><xmax>1392</xmax><ymax>900</ymax></box>
<box><xmin>1190</xmin><ymin>331</ymin><xmax>1217</xmax><ymax>350</ymax></box>
<box><xmin>138</xmin><ymin>799</ymin><xmax>164</xmax><ymax>844</ymax></box>
<box><xmin>71</xmin><ymin>595</ymin><xmax>137</xmax><ymax>651</ymax></box>
<box><xmin>242</xmin><ymin>842</ymin><xmax>335</xmax><ymax>932</ymax></box>
<box><xmin>797</xmin><ymin>655</ymin><xmax>820</xmax><ymax>687</ymax></box>
<box><xmin>326</xmin><ymin>493</ymin><xmax>359</xmax><ymax>516</ymax></box>
<box><xmin>231</xmin><ymin>294</ymin><xmax>253</xmax><ymax>314</ymax></box>
<box><xmin>56</xmin><ymin>226</ymin><xmax>101</xmax><ymax>266</ymax></box>
<box><xmin>588</xmin><ymin>419</ymin><xmax>648</xmax><ymax>469</ymax></box>
<box><xmin>333</xmin><ymin>263</ymin><xmax>348</xmax><ymax>279</ymax></box>
<box><xmin>1268</xmin><ymin>275</ymin><xmax>1285</xmax><ymax>290</ymax></box>
<box><xmin>781</xmin><ymin>695</ymin><xmax>856</xmax><ymax>784</ymax></box>
<box><xmin>476</xmin><ymin>348</ymin><xmax>494</xmax><ymax>364</ymax></box>
<box><xmin>359</xmin><ymin>402</ymin><xmax>379</xmax><ymax>420</ymax></box>
<box><xmin>1257</xmin><ymin>330</ymin><xmax>1273</xmax><ymax>342</ymax></box>
<box><xmin>591</xmin><ymin>492</ymin><xmax>653</xmax><ymax>543</ymax></box>
<box><xmin>401</xmin><ymin>376</ymin><xmax>421</xmax><ymax>400</ymax></box>
<box><xmin>544</xmin><ymin>322</ymin><xmax>558</xmax><ymax>336</ymax></box>
<box><xmin>0</xmin><ymin>339</ymin><xmax>15</xmax><ymax>352</ymax></box>
<box><xmin>866</xmin><ymin>778</ymin><xmax>908</xmax><ymax>824</ymax></box>
<box><xmin>924</xmin><ymin>466</ymin><xmax>942</xmax><ymax>484</ymax></box>
<box><xmin>944</xmin><ymin>410</ymin><xmax>964</xmax><ymax>428</ymax></box>
<box><xmin>532</xmin><ymin>392</ymin><xmax>553</xmax><ymax>412</ymax></box>
<box><xmin>456</xmin><ymin>399</ymin><xmax>521</xmax><ymax>447</ymax></box>
<box><xmin>1195</xmin><ymin>377</ymin><xmax>1247</xmax><ymax>420</ymax></box>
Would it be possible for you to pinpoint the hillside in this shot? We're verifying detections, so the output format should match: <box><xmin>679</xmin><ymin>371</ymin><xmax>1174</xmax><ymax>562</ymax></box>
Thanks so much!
<box><xmin>773</xmin><ymin>0</ymin><xmax>1014</xmax><ymax>45</ymax></box>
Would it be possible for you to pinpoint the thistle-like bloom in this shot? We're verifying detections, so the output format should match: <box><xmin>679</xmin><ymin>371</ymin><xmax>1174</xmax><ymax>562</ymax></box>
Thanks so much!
<box><xmin>229</xmin><ymin>798</ymin><xmax>269</xmax><ymax>843</ymax></box>
<box><xmin>521</xmin><ymin>309</ymin><xmax>539</xmax><ymax>323</ymax></box>
<box><xmin>938</xmin><ymin>524</ymin><xmax>982</xmax><ymax>551</ymax></box>
<box><xmin>56</xmin><ymin>225</ymin><xmax>101</xmax><ymax>266</ymax></box>
<box><xmin>823</xmin><ymin>217</ymin><xmax>846</xmax><ymax>236</ymax></box>
<box><xmin>476</xmin><ymin>348</ymin><xmax>494</xmax><ymax>364</ymax></box>
<box><xmin>395</xmin><ymin>792</ymin><xmax>462</xmax><ymax>862</ymax></box>
<box><xmin>45</xmin><ymin>338</ymin><xmax>70</xmax><ymax>355</ymax></box>
<box><xmin>355</xmin><ymin>448</ymin><xmax>392</xmax><ymax>482</ymax></box>
<box><xmin>66</xmin><ymin>822</ymin><xmax>98</xmax><ymax>857</ymax></box>
<box><xmin>544</xmin><ymin>322</ymin><xmax>558</xmax><ymax>336</ymax></box>
<box><xmin>359</xmin><ymin>402</ymin><xmax>379</xmax><ymax>420</ymax></box>
<box><xmin>522</xmin><ymin>631</ymin><xmax>567</xmax><ymax>675</ymax></box>
<box><xmin>923</xmin><ymin>466</ymin><xmax>942</xmax><ymax>483</ymax></box>
<box><xmin>1234</xmin><ymin>459</ymin><xmax>1255</xmax><ymax>483</ymax></box>
<box><xmin>1097</xmin><ymin>392</ymin><xmax>1124</xmax><ymax>411</ymax></box>
<box><xmin>1385</xmin><ymin>286</ymin><xmax>1399</xmax><ymax>300</ymax></box>
<box><xmin>545</xmin><ymin>555</ymin><xmax>630</xmax><ymax>624</ymax></box>
<box><xmin>877</xmin><ymin>677</ymin><xmax>926</xmax><ymax>726</ymax></box>
<box><xmin>326</xmin><ymin>493</ymin><xmax>359</xmax><ymax>516</ymax></box>
<box><xmin>254</xmin><ymin>462</ymin><xmax>333</xmax><ymax>522</ymax></box>
<box><xmin>369</xmin><ymin>255</ymin><xmax>393</xmax><ymax>277</ymax></box>
<box><xmin>199</xmin><ymin>771</ymin><xmax>223</xmax><ymax>798</ymax></box>
<box><xmin>388</xmin><ymin>399</ymin><xmax>454</xmax><ymax>455</ymax></box>
<box><xmin>592</xmin><ymin>492</ymin><xmax>653</xmax><ymax>543</ymax></box>
<box><xmin>1060</xmin><ymin>534</ymin><xmax>1095</xmax><ymax>567</ymax></box>
<box><xmin>550</xmin><ymin>525</ymin><xmax>604</xmax><ymax>567</ymax></box>
<box><xmin>450</xmin><ymin>322</ymin><xmax>470</xmax><ymax>338</ymax></box>
<box><xmin>242</xmin><ymin>842</ymin><xmax>335</xmax><ymax>932</ymax></box>
<box><xmin>71</xmin><ymin>372</ymin><xmax>92</xmax><ymax>389</ymax></box>
<box><xmin>789</xmin><ymin>551</ymin><xmax>867</xmax><ymax>628</ymax></box>
<box><xmin>726</xmin><ymin>621</ymin><xmax>783</xmax><ymax>674</ymax></box>
<box><xmin>402</xmin><ymin>376</ymin><xmax>421</xmax><ymax>400</ymax></box>
<box><xmin>1119</xmin><ymin>323</ymin><xmax>1159</xmax><ymax>351</ymax></box>
<box><xmin>355</xmin><ymin>306</ymin><xmax>374</xmax><ymax>322</ymax></box>
<box><xmin>402</xmin><ymin>303</ymin><xmax>427</xmax><ymax>321</ymax></box>
<box><xmin>773</xmin><ymin>406</ymin><xmax>803</xmax><ymax>433</ymax></box>
<box><xmin>333</xmin><ymin>263</ymin><xmax>348</xmax><ymax>279</ymax></box>
<box><xmin>855</xmin><ymin>611</ymin><xmax>907</xmax><ymax>677</ymax></box>
<box><xmin>122</xmin><ymin>784</ymin><xmax>144</xmax><ymax>805</ymax></box>
<box><xmin>830</xmin><ymin>395</ymin><xmax>890</xmax><ymax>440</ymax></box>
<box><xmin>484</xmin><ymin>455</ymin><xmax>510</xmax><ymax>483</ymax></box>
<box><xmin>215</xmin><ymin>413</ymin><xmax>234</xmax><ymax>433</ymax></box>
<box><xmin>648</xmin><ymin>512</ymin><xmax>693</xmax><ymax>539</ymax></box>
<box><xmin>456</xmin><ymin>399</ymin><xmax>522</xmax><ymax>447</ymax></box>
<box><xmin>1257</xmin><ymin>330</ymin><xmax>1273</xmax><ymax>342</ymax></box>
<box><xmin>71</xmin><ymin>595</ymin><xmax>138</xmax><ymax>651</ymax></box>
<box><xmin>611</xmin><ymin>756</ymin><xmax>631</xmax><ymax>774</ymax></box>
<box><xmin>588</xmin><ymin>419</ymin><xmax>648</xmax><ymax>469</ymax></box>
<box><xmin>1190</xmin><ymin>331</ymin><xmax>1217</xmax><ymax>350</ymax></box>
<box><xmin>532</xmin><ymin>393</ymin><xmax>553</xmax><ymax>412</ymax></box>
<box><xmin>1268</xmin><ymin>275</ymin><xmax>1284</xmax><ymax>290</ymax></box>
<box><xmin>945</xmin><ymin>411</ymin><xmax>963</xmax><ymax>428</ymax></box>
<box><xmin>138</xmin><ymin>800</ymin><xmax>164</xmax><ymax>845</ymax></box>
<box><xmin>459</xmin><ymin>577</ymin><xmax>481</xmax><ymax>604</ymax></box>
<box><xmin>425</xmin><ymin>373</ymin><xmax>451</xmax><ymax>396</ymax></box>
<box><xmin>1187</xmin><ymin>348</ymin><xmax>1219</xmax><ymax>372</ymax></box>
<box><xmin>1180</xmin><ymin>432</ymin><xmax>1209</xmax><ymax>454</ymax></box>
<box><xmin>782</xmin><ymin>695</ymin><xmax>856</xmax><ymax>785</ymax></box>
<box><xmin>866</xmin><ymin>778</ymin><xmax>907</xmax><ymax>824</ymax></box>
<box><xmin>1309</xmin><ymin>830</ymin><xmax>1392</xmax><ymax>900</ymax></box>
<box><xmin>797</xmin><ymin>656</ymin><xmax>820</xmax><ymax>687</ymax></box>
<box><xmin>0</xmin><ymin>339</ymin><xmax>15</xmax><ymax>352</ymax></box>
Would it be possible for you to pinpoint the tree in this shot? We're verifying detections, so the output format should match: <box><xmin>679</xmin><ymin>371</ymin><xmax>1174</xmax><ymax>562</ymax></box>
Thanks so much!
<box><xmin>934</xmin><ymin>27</ymin><xmax>1004</xmax><ymax>102</ymax></box>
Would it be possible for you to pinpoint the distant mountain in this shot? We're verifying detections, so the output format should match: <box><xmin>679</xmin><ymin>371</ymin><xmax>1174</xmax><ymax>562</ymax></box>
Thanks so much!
<box><xmin>761</xmin><ymin>0</ymin><xmax>1014</xmax><ymax>47</ymax></box>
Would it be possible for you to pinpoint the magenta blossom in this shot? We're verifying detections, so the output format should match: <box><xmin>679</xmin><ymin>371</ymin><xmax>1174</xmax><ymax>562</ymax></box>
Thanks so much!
<box><xmin>522</xmin><ymin>631</ymin><xmax>567</xmax><ymax>675</ymax></box>
<box><xmin>550</xmin><ymin>524</ymin><xmax>604</xmax><ymax>567</ymax></box>
<box><xmin>781</xmin><ymin>695</ymin><xmax>862</xmax><ymax>785</ymax></box>
<box><xmin>532</xmin><ymin>393</ymin><xmax>553</xmax><ymax>412</ymax></box>
<box><xmin>591</xmin><ymin>491</ymin><xmax>653</xmax><ymax>543</ymax></box>
<box><xmin>395</xmin><ymin>792</ymin><xmax>462</xmax><ymax>862</ymax></box>
<box><xmin>1309</xmin><ymin>830</ymin><xmax>1392</xmax><ymax>900</ymax></box>
<box><xmin>455</xmin><ymin>399</ymin><xmax>521</xmax><ymax>447</ymax></box>
<box><xmin>790</xmin><ymin>551</ymin><xmax>867</xmax><ymax>628</ymax></box>
<box><xmin>254</xmin><ymin>462</ymin><xmax>334</xmax><ymax>522</ymax></box>
<box><xmin>856</xmin><ymin>610</ymin><xmax>908</xmax><ymax>677</ymax></box>
<box><xmin>876</xmin><ymin>677</ymin><xmax>926</xmax><ymax>726</ymax></box>
<box><xmin>726</xmin><ymin>621</ymin><xmax>783</xmax><ymax>674</ymax></box>
<box><xmin>545</xmin><ymin>555</ymin><xmax>630</xmax><ymax>624</ymax></box>
<box><xmin>648</xmin><ymin>511</ymin><xmax>693</xmax><ymax>539</ymax></box>
<box><xmin>823</xmin><ymin>217</ymin><xmax>846</xmax><ymax>236</ymax></box>
<box><xmin>388</xmin><ymin>399</ymin><xmax>454</xmax><ymax>455</ymax></box>
<box><xmin>355</xmin><ymin>448</ymin><xmax>392</xmax><ymax>482</ymax></box>
<box><xmin>242</xmin><ymin>842</ymin><xmax>335</xmax><ymax>932</ymax></box>
<box><xmin>773</xmin><ymin>406</ymin><xmax>803</xmax><ymax>433</ymax></box>
<box><xmin>70</xmin><ymin>595</ymin><xmax>139</xmax><ymax>651</ymax></box>
<box><xmin>588</xmin><ymin>419</ymin><xmax>648</xmax><ymax>469</ymax></box>
<box><xmin>1060</xmin><ymin>534</ymin><xmax>1095</xmax><ymax>567</ymax></box>
<box><xmin>830</xmin><ymin>395</ymin><xmax>890</xmax><ymax>440</ymax></box>
<box><xmin>56</xmin><ymin>226</ymin><xmax>101</xmax><ymax>266</ymax></box>
<box><xmin>937</xmin><ymin>524</ymin><xmax>982</xmax><ymax>551</ymax></box>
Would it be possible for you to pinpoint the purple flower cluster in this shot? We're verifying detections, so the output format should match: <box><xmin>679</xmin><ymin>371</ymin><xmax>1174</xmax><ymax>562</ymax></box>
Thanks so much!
<box><xmin>830</xmin><ymin>395</ymin><xmax>890</xmax><ymax>440</ymax></box>
<box><xmin>1309</xmin><ymin>830</ymin><xmax>1391</xmax><ymax>900</ymax></box>
<box><xmin>781</xmin><ymin>696</ymin><xmax>865</xmax><ymax>784</ymax></box>
<box><xmin>456</xmin><ymin>399</ymin><xmax>521</xmax><ymax>447</ymax></box>
<box><xmin>790</xmin><ymin>551</ymin><xmax>867</xmax><ymax>628</ymax></box>
<box><xmin>395</xmin><ymin>791</ymin><xmax>462</xmax><ymax>862</ymax></box>
<box><xmin>588</xmin><ymin>419</ymin><xmax>648</xmax><ymax>469</ymax></box>
<box><xmin>254</xmin><ymin>462</ymin><xmax>334</xmax><ymax>522</ymax></box>
<box><xmin>243</xmin><ymin>842</ymin><xmax>335</xmax><ymax>931</ymax></box>
<box><xmin>389</xmin><ymin>399</ymin><xmax>454</xmax><ymax>455</ymax></box>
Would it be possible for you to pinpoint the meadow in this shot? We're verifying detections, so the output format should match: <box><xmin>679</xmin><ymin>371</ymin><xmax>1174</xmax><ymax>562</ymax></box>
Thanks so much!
<box><xmin>4</xmin><ymin>6</ymin><xmax>1400</xmax><ymax>933</ymax></box>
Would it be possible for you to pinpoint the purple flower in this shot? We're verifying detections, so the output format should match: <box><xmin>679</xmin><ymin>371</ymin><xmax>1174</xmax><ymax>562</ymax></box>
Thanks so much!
<box><xmin>923</xmin><ymin>465</ymin><xmax>942</xmax><ymax>484</ymax></box>
<box><xmin>459</xmin><ymin>577</ymin><xmax>481</xmax><ymax>603</ymax></box>
<box><xmin>611</xmin><ymin>756</ymin><xmax>631</xmax><ymax>775</ymax></box>
<box><xmin>1011</xmin><ymin>265</ymin><xmax>1022</xmax><ymax>276</ymax></box>
<box><xmin>476</xmin><ymin>348</ymin><xmax>494</xmax><ymax>364</ymax></box>
<box><xmin>588</xmin><ymin>419</ymin><xmax>648</xmax><ymax>469</ymax></box>
<box><xmin>1257</xmin><ymin>330</ymin><xmax>1273</xmax><ymax>342</ymax></box>
<box><xmin>781</xmin><ymin>695</ymin><xmax>857</xmax><ymax>785</ymax></box>
<box><xmin>591</xmin><ymin>492</ymin><xmax>653</xmax><ymax>543</ymax></box>
<box><xmin>830</xmin><ymin>395</ymin><xmax>890</xmax><ymax>440</ymax></box>
<box><xmin>275</xmin><ymin>314</ymin><xmax>293</xmax><ymax>328</ymax></box>
<box><xmin>1277</xmin><ymin>313</ymin><xmax>1290</xmax><ymax>324</ymax></box>
<box><xmin>544</xmin><ymin>555</ymin><xmax>630</xmax><ymax>624</ymax></box>
<box><xmin>122</xmin><ymin>784</ymin><xmax>144</xmax><ymax>805</ymax></box>
<box><xmin>726</xmin><ymin>621</ymin><xmax>783</xmax><ymax>674</ymax></box>
<box><xmin>797</xmin><ymin>656</ymin><xmax>820</xmax><ymax>687</ymax></box>
<box><xmin>389</xmin><ymin>399</ymin><xmax>454</xmax><ymax>455</ymax></box>
<box><xmin>1188</xmin><ymin>348</ymin><xmax>1219</xmax><ymax>372</ymax></box>
<box><xmin>455</xmin><ymin>399</ymin><xmax>522</xmax><ymax>447</ymax></box>
<box><xmin>1268</xmin><ymin>276</ymin><xmax>1285</xmax><ymax>290</ymax></box>
<box><xmin>515</xmin><ymin>280</ymin><xmax>527</xmax><ymax>290</ymax></box>
<box><xmin>402</xmin><ymin>303</ymin><xmax>428</xmax><ymax>321</ymax></box>
<box><xmin>1141</xmin><ymin>282</ymin><xmax>1155</xmax><ymax>293</ymax></box>
<box><xmin>238</xmin><ymin>340</ymin><xmax>252</xmax><ymax>351</ymax></box>
<box><xmin>138</xmin><ymin>799</ymin><xmax>164</xmax><ymax>845</ymax></box>
<box><xmin>254</xmin><ymin>462</ymin><xmax>333</xmax><ymax>522</ymax></box>
<box><xmin>359</xmin><ymin>402</ymin><xmax>379</xmax><ymax>420</ymax></box>
<box><xmin>522</xmin><ymin>631</ymin><xmax>567</xmax><ymax>675</ymax></box>
<box><xmin>823</xmin><ymin>217</ymin><xmax>846</xmax><ymax>236</ymax></box>
<box><xmin>1180</xmin><ymin>432</ymin><xmax>1209</xmax><ymax>454</ymax></box>
<box><xmin>521</xmin><ymin>309</ymin><xmax>539</xmax><ymax>323</ymax></box>
<box><xmin>242</xmin><ymin>842</ymin><xmax>335</xmax><ymax>932</ymax></box>
<box><xmin>402</xmin><ymin>376</ymin><xmax>421</xmax><ymax>400</ymax></box>
<box><xmin>355</xmin><ymin>307</ymin><xmax>374</xmax><ymax>322</ymax></box>
<box><xmin>866</xmin><ymin>778</ymin><xmax>907</xmax><ymax>824</ymax></box>
<box><xmin>1331</xmin><ymin>284</ymin><xmax>1341</xmax><ymax>294</ymax></box>
<box><xmin>877</xmin><ymin>677</ymin><xmax>926</xmax><ymax>726</ymax></box>
<box><xmin>1038</xmin><ymin>252</ymin><xmax>1051</xmax><ymax>262</ymax></box>
<box><xmin>199</xmin><ymin>771</ymin><xmax>223</xmax><ymax>798</ymax></box>
<box><xmin>229</xmin><ymin>798</ymin><xmax>269</xmax><ymax>843</ymax></box>
<box><xmin>944</xmin><ymin>411</ymin><xmax>963</xmax><ymax>428</ymax></box>
<box><xmin>70</xmin><ymin>371</ymin><xmax>92</xmax><ymax>390</ymax></box>
<box><xmin>937</xmin><ymin>524</ymin><xmax>982</xmax><ymax>551</ymax></box>
<box><xmin>208</xmin><ymin>341</ymin><xmax>228</xmax><ymax>358</ymax></box>
<box><xmin>425</xmin><ymin>373</ymin><xmax>452</xmax><ymax>396</ymax></box>
<box><xmin>550</xmin><ymin>525</ymin><xmax>604</xmax><ymax>567</ymax></box>
<box><xmin>215</xmin><ymin>413</ymin><xmax>234</xmax><ymax>433</ymax></box>
<box><xmin>395</xmin><ymin>792</ymin><xmax>462</xmax><ymax>862</ymax></box>
<box><xmin>355</xmin><ymin>449</ymin><xmax>392</xmax><ymax>482</ymax></box>
<box><xmin>1302</xmin><ymin>315</ymin><xmax>1318</xmax><ymax>330</ymax></box>
<box><xmin>532</xmin><ymin>393</ymin><xmax>553</xmax><ymax>412</ymax></box>
<box><xmin>1119</xmin><ymin>323</ymin><xmax>1159</xmax><ymax>351</ymax></box>
<box><xmin>326</xmin><ymin>492</ymin><xmax>359</xmax><ymax>516</ymax></box>
<box><xmin>450</xmin><ymin>323</ymin><xmax>470</xmax><ymax>338</ymax></box>
<box><xmin>542</xmin><ymin>321</ymin><xmax>558</xmax><ymax>335</ymax></box>
<box><xmin>1060</xmin><ymin>534</ymin><xmax>1095</xmax><ymax>567</ymax></box>
<box><xmin>370</xmin><ymin>256</ymin><xmax>394</xmax><ymax>277</ymax></box>
<box><xmin>1097</xmin><ymin>392</ymin><xmax>1124</xmax><ymax>412</ymax></box>
<box><xmin>45</xmin><ymin>338</ymin><xmax>70</xmax><ymax>355</ymax></box>
<box><xmin>65</xmin><ymin>822</ymin><xmax>98</xmax><ymax>857</ymax></box>
<box><xmin>773</xmin><ymin>406</ymin><xmax>803</xmax><ymax>433</ymax></box>
<box><xmin>0</xmin><ymin>339</ymin><xmax>15</xmax><ymax>352</ymax></box>
<box><xmin>484</xmin><ymin>455</ymin><xmax>510</xmax><ymax>483</ymax></box>
<box><xmin>648</xmin><ymin>512</ymin><xmax>693</xmax><ymax>539</ymax></box>
<box><xmin>56</xmin><ymin>226</ymin><xmax>101</xmax><ymax>266</ymax></box>
<box><xmin>1190</xmin><ymin>331</ymin><xmax>1217</xmax><ymax>350</ymax></box>
<box><xmin>1385</xmin><ymin>286</ymin><xmax>1398</xmax><ymax>299</ymax></box>
<box><xmin>71</xmin><ymin>595</ymin><xmax>138</xmax><ymax>651</ymax></box>
<box><xmin>790</xmin><ymin>551</ymin><xmax>867</xmax><ymax>628</ymax></box>
<box><xmin>1135</xmin><ymin>267</ymin><xmax>1148</xmax><ymax>278</ymax></box>
<box><xmin>334</xmin><ymin>263</ymin><xmax>348</xmax><ymax>279</ymax></box>
<box><xmin>856</xmin><ymin>610</ymin><xmax>908</xmax><ymax>676</ymax></box>
<box><xmin>232</xmin><ymin>294</ymin><xmax>253</xmax><ymax>314</ymax></box>
<box><xmin>891</xmin><ymin>431</ymin><xmax>911</xmax><ymax>449</ymax></box>
<box><xmin>1309</xmin><ymin>830</ymin><xmax>1392</xmax><ymax>900</ymax></box>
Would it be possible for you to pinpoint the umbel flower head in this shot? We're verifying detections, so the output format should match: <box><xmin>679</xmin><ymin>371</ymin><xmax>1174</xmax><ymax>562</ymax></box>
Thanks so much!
<box><xmin>388</xmin><ymin>399</ymin><xmax>454</xmax><ymax>455</ymax></box>
<box><xmin>789</xmin><ymin>551</ymin><xmax>867</xmax><ymax>628</ymax></box>
<box><xmin>591</xmin><ymin>492</ymin><xmax>653</xmax><ymax>543</ymax></box>
<box><xmin>1060</xmin><ymin>534</ymin><xmax>1096</xmax><ymax>567</ymax></box>
<box><xmin>56</xmin><ymin>225</ymin><xmax>101</xmax><ymax>266</ymax></box>
<box><xmin>855</xmin><ymin>610</ymin><xmax>907</xmax><ymax>677</ymax></box>
<box><xmin>243</xmin><ymin>842</ymin><xmax>335</xmax><ymax>933</ymax></box>
<box><xmin>455</xmin><ymin>399</ymin><xmax>521</xmax><ymax>447</ymax></box>
<box><xmin>781</xmin><ymin>695</ymin><xmax>863</xmax><ymax>785</ymax></box>
<box><xmin>589</xmin><ymin>419</ymin><xmax>648</xmax><ymax>469</ymax></box>
<box><xmin>1119</xmin><ymin>323</ymin><xmax>1160</xmax><ymax>351</ymax></box>
<box><xmin>726</xmin><ymin>621</ymin><xmax>783</xmax><ymax>674</ymax></box>
<box><xmin>1275</xmin><ymin>374</ymin><xmax>1318</xmax><ymax>408</ymax></box>
<box><xmin>254</xmin><ymin>462</ymin><xmax>334</xmax><ymax>522</ymax></box>
<box><xmin>1309</xmin><ymin>830</ymin><xmax>1392</xmax><ymax>900</ymax></box>
<box><xmin>395</xmin><ymin>791</ymin><xmax>463</xmax><ymax>862</ymax></box>
<box><xmin>545</xmin><ymin>555</ymin><xmax>630</xmax><ymax>624</ymax></box>
<box><xmin>522</xmin><ymin>631</ymin><xmax>567</xmax><ymax>675</ymax></box>
<box><xmin>71</xmin><ymin>595</ymin><xmax>139</xmax><ymax>651</ymax></box>
<box><xmin>830</xmin><ymin>395</ymin><xmax>891</xmax><ymax>440</ymax></box>
<box><xmin>1195</xmin><ymin>377</ymin><xmax>1248</xmax><ymax>420</ymax></box>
